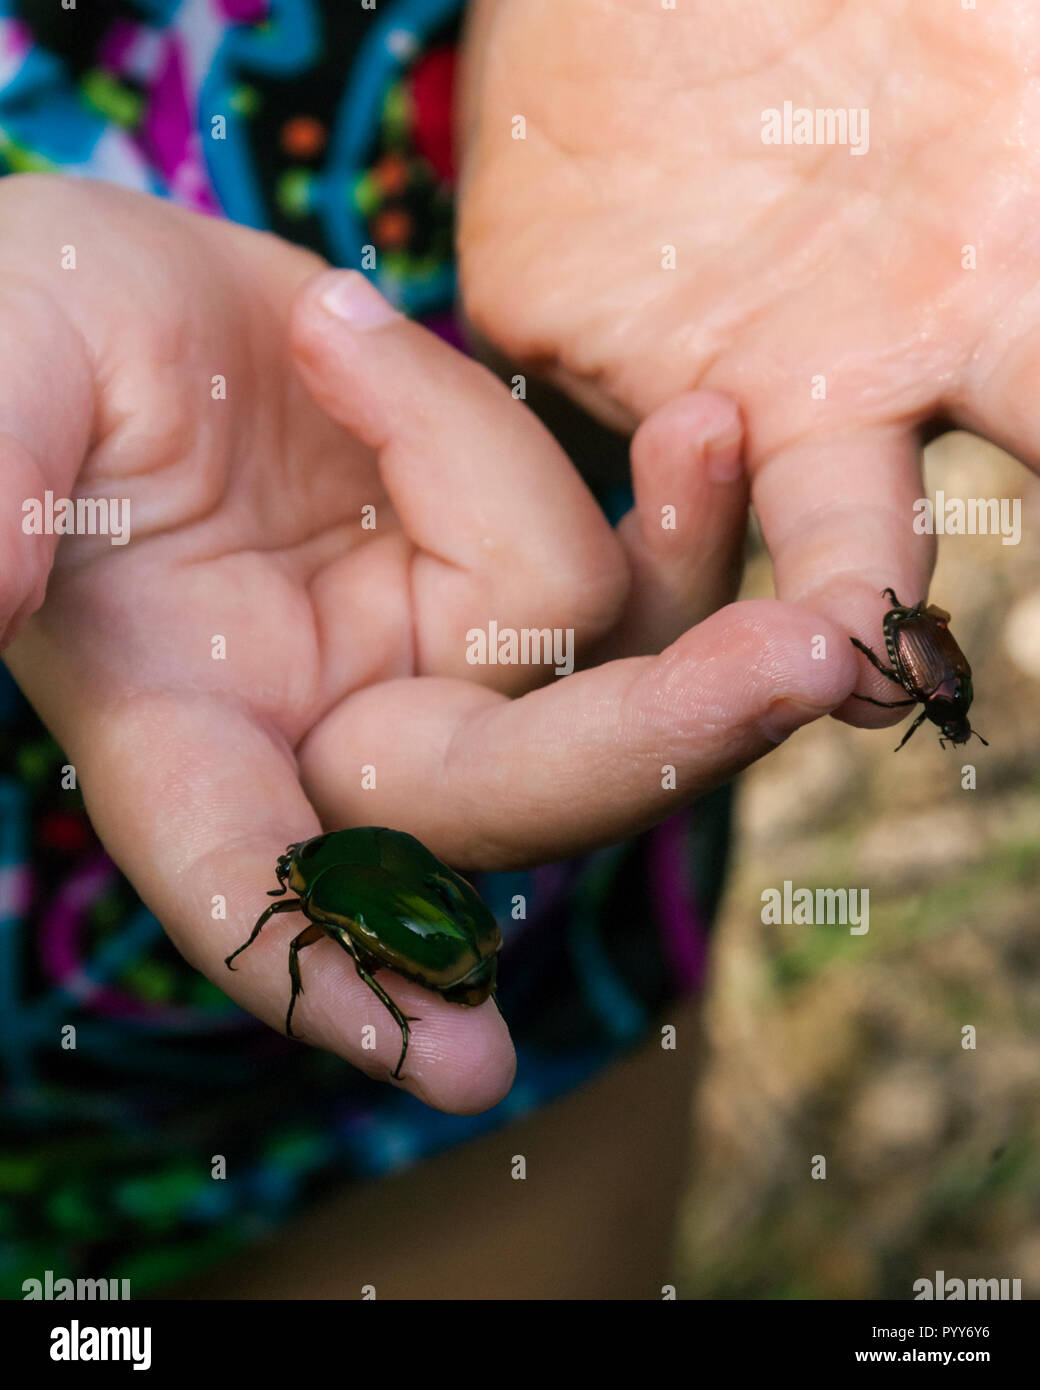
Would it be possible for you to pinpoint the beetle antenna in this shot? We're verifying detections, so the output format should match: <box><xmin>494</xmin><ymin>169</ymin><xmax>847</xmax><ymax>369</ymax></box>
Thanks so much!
<box><xmin>972</xmin><ymin>729</ymin><xmax>989</xmax><ymax>747</ymax></box>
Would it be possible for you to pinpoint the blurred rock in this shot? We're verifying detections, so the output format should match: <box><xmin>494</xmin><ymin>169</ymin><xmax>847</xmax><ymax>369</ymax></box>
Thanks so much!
<box><xmin>1002</xmin><ymin>589</ymin><xmax>1040</xmax><ymax>681</ymax></box>
<box><xmin>846</xmin><ymin>1064</ymin><xmax>947</xmax><ymax>1167</ymax></box>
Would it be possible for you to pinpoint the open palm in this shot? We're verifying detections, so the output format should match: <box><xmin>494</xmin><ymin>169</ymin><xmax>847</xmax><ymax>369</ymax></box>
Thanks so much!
<box><xmin>459</xmin><ymin>0</ymin><xmax>1040</xmax><ymax>682</ymax></box>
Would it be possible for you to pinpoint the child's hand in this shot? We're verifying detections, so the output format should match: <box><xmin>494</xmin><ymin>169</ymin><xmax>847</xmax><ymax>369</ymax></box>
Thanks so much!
<box><xmin>459</xmin><ymin>0</ymin><xmax>1039</xmax><ymax>708</ymax></box>
<box><xmin>0</xmin><ymin>175</ymin><xmax>855</xmax><ymax>1113</ymax></box>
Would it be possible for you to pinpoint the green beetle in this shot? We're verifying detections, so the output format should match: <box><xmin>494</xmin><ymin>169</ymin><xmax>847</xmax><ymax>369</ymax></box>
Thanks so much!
<box><xmin>224</xmin><ymin>827</ymin><xmax>501</xmax><ymax>1078</ymax></box>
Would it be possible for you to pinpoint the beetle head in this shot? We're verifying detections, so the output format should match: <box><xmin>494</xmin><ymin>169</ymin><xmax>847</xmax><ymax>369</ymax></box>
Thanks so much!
<box><xmin>939</xmin><ymin>720</ymin><xmax>988</xmax><ymax>749</ymax></box>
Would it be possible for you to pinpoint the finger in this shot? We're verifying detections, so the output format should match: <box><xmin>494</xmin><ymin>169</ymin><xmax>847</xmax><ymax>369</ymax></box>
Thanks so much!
<box><xmin>0</xmin><ymin>277</ymin><xmax>93</xmax><ymax>645</ymax></box>
<box><xmin>596</xmin><ymin>391</ymin><xmax>747</xmax><ymax>660</ymax></box>
<box><xmin>288</xmin><ymin>269</ymin><xmax>628</xmax><ymax>690</ymax></box>
<box><xmin>955</xmin><ymin>332</ymin><xmax>1040</xmax><ymax>479</ymax></box>
<box><xmin>297</xmin><ymin>598</ymin><xmax>858</xmax><ymax>867</ymax></box>
<box><xmin>749</xmin><ymin>424</ymin><xmax>936</xmax><ymax>726</ymax></box>
<box><xmin>61</xmin><ymin>692</ymin><xmax>515</xmax><ymax>1115</ymax></box>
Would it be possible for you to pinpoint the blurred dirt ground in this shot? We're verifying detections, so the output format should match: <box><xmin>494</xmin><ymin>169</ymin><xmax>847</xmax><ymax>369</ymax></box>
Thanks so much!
<box><xmin>677</xmin><ymin>432</ymin><xmax>1040</xmax><ymax>1299</ymax></box>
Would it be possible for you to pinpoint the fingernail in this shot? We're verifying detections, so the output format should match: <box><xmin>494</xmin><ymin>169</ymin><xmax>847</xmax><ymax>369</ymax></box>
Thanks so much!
<box><xmin>705</xmin><ymin>424</ymin><xmax>743</xmax><ymax>483</ymax></box>
<box><xmin>759</xmin><ymin>697</ymin><xmax>824</xmax><ymax>745</ymax></box>
<box><xmin>320</xmin><ymin>271</ymin><xmax>400</xmax><ymax>328</ymax></box>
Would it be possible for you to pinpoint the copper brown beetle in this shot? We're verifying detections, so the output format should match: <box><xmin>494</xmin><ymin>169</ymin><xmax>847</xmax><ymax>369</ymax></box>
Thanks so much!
<box><xmin>850</xmin><ymin>588</ymin><xmax>988</xmax><ymax>751</ymax></box>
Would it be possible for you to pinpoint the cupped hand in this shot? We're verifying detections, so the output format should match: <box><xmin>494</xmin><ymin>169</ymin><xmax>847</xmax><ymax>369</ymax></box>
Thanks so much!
<box><xmin>458</xmin><ymin>0</ymin><xmax>1040</xmax><ymax>709</ymax></box>
<box><xmin>0</xmin><ymin>174</ymin><xmax>854</xmax><ymax>1114</ymax></box>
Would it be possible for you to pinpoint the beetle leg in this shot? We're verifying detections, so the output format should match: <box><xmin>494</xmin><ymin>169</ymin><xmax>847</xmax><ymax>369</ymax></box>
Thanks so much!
<box><xmin>881</xmin><ymin>587</ymin><xmax>904</xmax><ymax>608</ymax></box>
<box><xmin>225</xmin><ymin>897</ymin><xmax>303</xmax><ymax>970</ymax></box>
<box><xmin>285</xmin><ymin>923</ymin><xmax>325</xmax><ymax>1038</ymax></box>
<box><xmin>850</xmin><ymin>693</ymin><xmax>917</xmax><ymax>709</ymax></box>
<box><xmin>893</xmin><ymin>708</ymin><xmax>929</xmax><ymax>751</ymax></box>
<box><xmin>325</xmin><ymin>929</ymin><xmax>421</xmax><ymax>1079</ymax></box>
<box><xmin>850</xmin><ymin>637</ymin><xmax>903</xmax><ymax>684</ymax></box>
